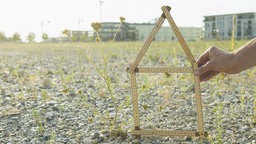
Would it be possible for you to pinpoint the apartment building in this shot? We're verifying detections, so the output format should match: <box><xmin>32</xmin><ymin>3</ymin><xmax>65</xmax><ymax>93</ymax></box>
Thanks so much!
<box><xmin>204</xmin><ymin>12</ymin><xmax>256</xmax><ymax>40</ymax></box>
<box><xmin>98</xmin><ymin>22</ymin><xmax>202</xmax><ymax>41</ymax></box>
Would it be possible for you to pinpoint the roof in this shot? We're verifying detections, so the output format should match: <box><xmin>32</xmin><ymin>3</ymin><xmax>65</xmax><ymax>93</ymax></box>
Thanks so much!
<box><xmin>204</xmin><ymin>12</ymin><xmax>256</xmax><ymax>18</ymax></box>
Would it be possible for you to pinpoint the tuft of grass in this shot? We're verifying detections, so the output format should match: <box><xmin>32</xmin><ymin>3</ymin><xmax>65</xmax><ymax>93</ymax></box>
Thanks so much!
<box><xmin>239</xmin><ymin>92</ymin><xmax>245</xmax><ymax>110</ymax></box>
<box><xmin>210</xmin><ymin>102</ymin><xmax>224</xmax><ymax>144</ymax></box>
<box><xmin>252</xmin><ymin>87</ymin><xmax>256</xmax><ymax>124</ymax></box>
<box><xmin>41</xmin><ymin>90</ymin><xmax>50</xmax><ymax>102</ymax></box>
<box><xmin>49</xmin><ymin>130</ymin><xmax>56</xmax><ymax>144</ymax></box>
<box><xmin>32</xmin><ymin>109</ymin><xmax>44</xmax><ymax>134</ymax></box>
<box><xmin>16</xmin><ymin>91</ymin><xmax>25</xmax><ymax>101</ymax></box>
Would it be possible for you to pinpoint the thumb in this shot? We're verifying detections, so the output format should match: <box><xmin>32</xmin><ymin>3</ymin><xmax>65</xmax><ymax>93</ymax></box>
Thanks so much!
<box><xmin>197</xmin><ymin>61</ymin><xmax>212</xmax><ymax>76</ymax></box>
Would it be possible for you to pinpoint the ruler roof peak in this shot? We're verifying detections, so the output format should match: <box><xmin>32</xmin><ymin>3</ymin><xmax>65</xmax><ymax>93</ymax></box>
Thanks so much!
<box><xmin>128</xmin><ymin>5</ymin><xmax>196</xmax><ymax>74</ymax></box>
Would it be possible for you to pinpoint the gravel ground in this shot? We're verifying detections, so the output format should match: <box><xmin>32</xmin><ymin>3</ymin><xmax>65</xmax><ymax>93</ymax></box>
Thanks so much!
<box><xmin>0</xmin><ymin>44</ymin><xmax>256</xmax><ymax>143</ymax></box>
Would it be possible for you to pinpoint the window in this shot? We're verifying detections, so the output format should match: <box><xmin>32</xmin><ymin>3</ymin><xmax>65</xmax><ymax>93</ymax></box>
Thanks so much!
<box><xmin>249</xmin><ymin>14</ymin><xmax>255</xmax><ymax>18</ymax></box>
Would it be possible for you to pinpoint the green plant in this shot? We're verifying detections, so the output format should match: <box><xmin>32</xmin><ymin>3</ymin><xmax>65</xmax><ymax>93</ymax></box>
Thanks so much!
<box><xmin>16</xmin><ymin>91</ymin><xmax>25</xmax><ymax>101</ymax></box>
<box><xmin>252</xmin><ymin>87</ymin><xmax>256</xmax><ymax>123</ymax></box>
<box><xmin>89</xmin><ymin>21</ymin><xmax>129</xmax><ymax>136</ymax></box>
<box><xmin>49</xmin><ymin>130</ymin><xmax>56</xmax><ymax>144</ymax></box>
<box><xmin>41</xmin><ymin>90</ymin><xmax>50</xmax><ymax>102</ymax></box>
<box><xmin>10</xmin><ymin>94</ymin><xmax>16</xmax><ymax>106</ymax></box>
<box><xmin>211</xmin><ymin>102</ymin><xmax>224</xmax><ymax>144</ymax></box>
<box><xmin>80</xmin><ymin>94</ymin><xmax>89</xmax><ymax>108</ymax></box>
<box><xmin>57</xmin><ymin>64</ymin><xmax>74</xmax><ymax>90</ymax></box>
<box><xmin>32</xmin><ymin>109</ymin><xmax>44</xmax><ymax>134</ymax></box>
<box><xmin>139</xmin><ymin>75</ymin><xmax>151</xmax><ymax>97</ymax></box>
<box><xmin>112</xmin><ymin>17</ymin><xmax>125</xmax><ymax>41</ymax></box>
<box><xmin>10</xmin><ymin>67</ymin><xmax>19</xmax><ymax>78</ymax></box>
<box><xmin>240</xmin><ymin>94</ymin><xmax>245</xmax><ymax>110</ymax></box>
<box><xmin>91</xmin><ymin>22</ymin><xmax>102</xmax><ymax>42</ymax></box>
<box><xmin>207</xmin><ymin>135</ymin><xmax>214</xmax><ymax>144</ymax></box>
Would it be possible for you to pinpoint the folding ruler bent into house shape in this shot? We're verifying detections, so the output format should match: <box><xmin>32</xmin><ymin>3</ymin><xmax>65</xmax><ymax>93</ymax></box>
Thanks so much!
<box><xmin>127</xmin><ymin>6</ymin><xmax>208</xmax><ymax>140</ymax></box>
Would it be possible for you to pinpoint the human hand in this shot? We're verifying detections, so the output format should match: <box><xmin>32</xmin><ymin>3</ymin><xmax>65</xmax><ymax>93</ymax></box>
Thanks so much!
<box><xmin>194</xmin><ymin>46</ymin><xmax>236</xmax><ymax>81</ymax></box>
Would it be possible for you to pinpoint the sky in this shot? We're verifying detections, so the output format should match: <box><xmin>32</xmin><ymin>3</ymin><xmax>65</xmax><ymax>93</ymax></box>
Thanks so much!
<box><xmin>0</xmin><ymin>0</ymin><xmax>256</xmax><ymax>41</ymax></box>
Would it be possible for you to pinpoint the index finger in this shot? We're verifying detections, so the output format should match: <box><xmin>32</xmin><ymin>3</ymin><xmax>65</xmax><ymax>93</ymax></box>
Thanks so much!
<box><xmin>197</xmin><ymin>48</ymin><xmax>210</xmax><ymax>67</ymax></box>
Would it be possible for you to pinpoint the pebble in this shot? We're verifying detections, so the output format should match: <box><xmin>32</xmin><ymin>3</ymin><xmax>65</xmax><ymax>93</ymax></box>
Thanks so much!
<box><xmin>91</xmin><ymin>132</ymin><xmax>100</xmax><ymax>140</ymax></box>
<box><xmin>45</xmin><ymin>112</ymin><xmax>55</xmax><ymax>121</ymax></box>
<box><xmin>0</xmin><ymin>47</ymin><xmax>255</xmax><ymax>144</ymax></box>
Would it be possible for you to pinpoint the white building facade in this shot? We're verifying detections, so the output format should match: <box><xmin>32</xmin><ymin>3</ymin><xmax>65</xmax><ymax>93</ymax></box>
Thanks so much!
<box><xmin>204</xmin><ymin>12</ymin><xmax>256</xmax><ymax>40</ymax></box>
<box><xmin>130</xmin><ymin>23</ymin><xmax>202</xmax><ymax>41</ymax></box>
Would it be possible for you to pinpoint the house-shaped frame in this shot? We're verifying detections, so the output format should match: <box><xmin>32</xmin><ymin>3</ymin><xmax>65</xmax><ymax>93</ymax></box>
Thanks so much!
<box><xmin>127</xmin><ymin>6</ymin><xmax>208</xmax><ymax>140</ymax></box>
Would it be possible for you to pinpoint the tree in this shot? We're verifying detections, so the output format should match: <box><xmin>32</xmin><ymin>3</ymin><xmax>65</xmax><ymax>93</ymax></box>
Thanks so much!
<box><xmin>12</xmin><ymin>32</ymin><xmax>21</xmax><ymax>42</ymax></box>
<box><xmin>0</xmin><ymin>32</ymin><xmax>7</xmax><ymax>41</ymax></box>
<box><xmin>27</xmin><ymin>32</ymin><xmax>36</xmax><ymax>42</ymax></box>
<box><xmin>42</xmin><ymin>32</ymin><xmax>48</xmax><ymax>41</ymax></box>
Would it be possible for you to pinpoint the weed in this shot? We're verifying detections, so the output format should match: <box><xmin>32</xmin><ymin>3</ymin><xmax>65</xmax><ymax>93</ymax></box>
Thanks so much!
<box><xmin>91</xmin><ymin>22</ymin><xmax>102</xmax><ymax>42</ymax></box>
<box><xmin>239</xmin><ymin>93</ymin><xmax>245</xmax><ymax>110</ymax></box>
<box><xmin>88</xmin><ymin>116</ymin><xmax>93</xmax><ymax>124</ymax></box>
<box><xmin>16</xmin><ymin>91</ymin><xmax>25</xmax><ymax>101</ymax></box>
<box><xmin>112</xmin><ymin>17</ymin><xmax>125</xmax><ymax>41</ymax></box>
<box><xmin>211</xmin><ymin>102</ymin><xmax>224</xmax><ymax>144</ymax></box>
<box><xmin>252</xmin><ymin>87</ymin><xmax>256</xmax><ymax>123</ymax></box>
<box><xmin>41</xmin><ymin>90</ymin><xmax>50</xmax><ymax>102</ymax></box>
<box><xmin>49</xmin><ymin>130</ymin><xmax>56</xmax><ymax>144</ymax></box>
<box><xmin>57</xmin><ymin>64</ymin><xmax>74</xmax><ymax>90</ymax></box>
<box><xmin>10</xmin><ymin>94</ymin><xmax>16</xmax><ymax>106</ymax></box>
<box><xmin>32</xmin><ymin>109</ymin><xmax>44</xmax><ymax>134</ymax></box>
<box><xmin>89</xmin><ymin>20</ymin><xmax>129</xmax><ymax>136</ymax></box>
<box><xmin>10</xmin><ymin>67</ymin><xmax>19</xmax><ymax>78</ymax></box>
<box><xmin>80</xmin><ymin>95</ymin><xmax>89</xmax><ymax>108</ymax></box>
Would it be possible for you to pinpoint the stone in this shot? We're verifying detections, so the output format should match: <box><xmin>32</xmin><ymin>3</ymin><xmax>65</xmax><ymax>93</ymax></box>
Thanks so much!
<box><xmin>91</xmin><ymin>132</ymin><xmax>100</xmax><ymax>140</ymax></box>
<box><xmin>45</xmin><ymin>112</ymin><xmax>55</xmax><ymax>121</ymax></box>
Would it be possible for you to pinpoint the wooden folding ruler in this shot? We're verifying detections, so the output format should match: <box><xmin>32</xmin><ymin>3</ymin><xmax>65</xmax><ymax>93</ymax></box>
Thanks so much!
<box><xmin>127</xmin><ymin>6</ymin><xmax>208</xmax><ymax>140</ymax></box>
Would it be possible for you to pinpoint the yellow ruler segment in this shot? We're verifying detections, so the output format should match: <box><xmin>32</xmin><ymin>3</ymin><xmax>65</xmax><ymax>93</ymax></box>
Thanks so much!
<box><xmin>131</xmin><ymin>72</ymin><xmax>140</xmax><ymax>129</ymax></box>
<box><xmin>161</xmin><ymin>6</ymin><xmax>196</xmax><ymax>65</ymax></box>
<box><xmin>132</xmin><ymin>130</ymin><xmax>197</xmax><ymax>137</ymax></box>
<box><xmin>193</xmin><ymin>63</ymin><xmax>205</xmax><ymax>138</ymax></box>
<box><xmin>134</xmin><ymin>67</ymin><xmax>193</xmax><ymax>73</ymax></box>
<box><xmin>128</xmin><ymin>10</ymin><xmax>168</xmax><ymax>73</ymax></box>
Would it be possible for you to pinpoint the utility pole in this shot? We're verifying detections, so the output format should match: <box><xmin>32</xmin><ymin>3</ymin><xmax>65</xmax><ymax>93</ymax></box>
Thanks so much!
<box><xmin>41</xmin><ymin>20</ymin><xmax>50</xmax><ymax>34</ymax></box>
<box><xmin>78</xmin><ymin>19</ymin><xmax>84</xmax><ymax>30</ymax></box>
<box><xmin>99</xmin><ymin>0</ymin><xmax>103</xmax><ymax>22</ymax></box>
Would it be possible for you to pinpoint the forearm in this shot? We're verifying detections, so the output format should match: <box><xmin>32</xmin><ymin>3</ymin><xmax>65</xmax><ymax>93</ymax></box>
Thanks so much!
<box><xmin>233</xmin><ymin>38</ymin><xmax>256</xmax><ymax>72</ymax></box>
